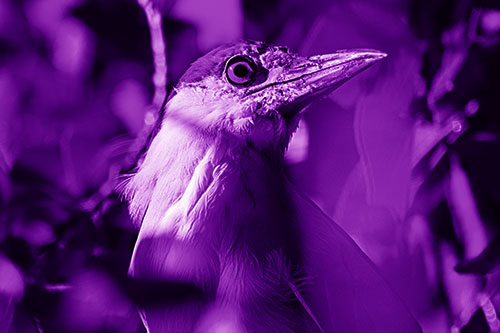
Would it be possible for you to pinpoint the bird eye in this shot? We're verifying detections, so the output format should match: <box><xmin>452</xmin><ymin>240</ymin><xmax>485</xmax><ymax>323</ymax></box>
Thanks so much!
<box><xmin>225</xmin><ymin>56</ymin><xmax>256</xmax><ymax>86</ymax></box>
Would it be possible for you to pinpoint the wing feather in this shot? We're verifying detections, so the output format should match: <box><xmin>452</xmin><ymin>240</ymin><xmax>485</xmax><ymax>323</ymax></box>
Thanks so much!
<box><xmin>290</xmin><ymin>185</ymin><xmax>422</xmax><ymax>333</ymax></box>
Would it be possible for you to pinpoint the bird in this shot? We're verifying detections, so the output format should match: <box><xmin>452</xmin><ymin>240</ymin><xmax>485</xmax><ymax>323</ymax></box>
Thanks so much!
<box><xmin>123</xmin><ymin>40</ymin><xmax>422</xmax><ymax>332</ymax></box>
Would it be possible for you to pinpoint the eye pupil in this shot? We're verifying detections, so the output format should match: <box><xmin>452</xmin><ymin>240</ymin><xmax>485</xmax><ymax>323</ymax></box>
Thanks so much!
<box><xmin>233</xmin><ymin>64</ymin><xmax>249</xmax><ymax>77</ymax></box>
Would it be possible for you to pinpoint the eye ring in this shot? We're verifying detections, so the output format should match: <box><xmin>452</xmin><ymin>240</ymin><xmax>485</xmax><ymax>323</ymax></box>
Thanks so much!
<box><xmin>225</xmin><ymin>56</ymin><xmax>256</xmax><ymax>86</ymax></box>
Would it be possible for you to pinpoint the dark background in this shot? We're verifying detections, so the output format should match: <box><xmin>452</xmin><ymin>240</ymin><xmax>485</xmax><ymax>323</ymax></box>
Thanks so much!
<box><xmin>1</xmin><ymin>0</ymin><xmax>500</xmax><ymax>331</ymax></box>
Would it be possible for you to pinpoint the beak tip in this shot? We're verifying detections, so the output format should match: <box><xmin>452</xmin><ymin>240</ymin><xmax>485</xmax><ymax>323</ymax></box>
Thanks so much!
<box><xmin>365</xmin><ymin>50</ymin><xmax>388</xmax><ymax>62</ymax></box>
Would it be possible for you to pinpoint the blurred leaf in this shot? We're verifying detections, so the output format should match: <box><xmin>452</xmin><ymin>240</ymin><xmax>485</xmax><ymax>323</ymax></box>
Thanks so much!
<box><xmin>0</xmin><ymin>254</ymin><xmax>24</xmax><ymax>332</ymax></box>
<box><xmin>447</xmin><ymin>154</ymin><xmax>488</xmax><ymax>259</ymax></box>
<box><xmin>170</xmin><ymin>0</ymin><xmax>243</xmax><ymax>51</ymax></box>
<box><xmin>480</xmin><ymin>10</ymin><xmax>500</xmax><ymax>35</ymax></box>
<box><xmin>455</xmin><ymin>236</ymin><xmax>500</xmax><ymax>275</ymax></box>
<box><xmin>51</xmin><ymin>18</ymin><xmax>95</xmax><ymax>76</ymax></box>
<box><xmin>10</xmin><ymin>220</ymin><xmax>55</xmax><ymax>247</ymax></box>
<box><xmin>427</xmin><ymin>10</ymin><xmax>480</xmax><ymax>110</ymax></box>
<box><xmin>110</xmin><ymin>79</ymin><xmax>149</xmax><ymax>136</ymax></box>
<box><xmin>58</xmin><ymin>270</ymin><xmax>138</xmax><ymax>332</ymax></box>
<box><xmin>0</xmin><ymin>254</ymin><xmax>24</xmax><ymax>302</ymax></box>
<box><xmin>440</xmin><ymin>242</ymin><xmax>483</xmax><ymax>329</ymax></box>
<box><xmin>151</xmin><ymin>0</ymin><xmax>178</xmax><ymax>13</ymax></box>
<box><xmin>0</xmin><ymin>150</ymin><xmax>10</xmax><ymax>205</ymax></box>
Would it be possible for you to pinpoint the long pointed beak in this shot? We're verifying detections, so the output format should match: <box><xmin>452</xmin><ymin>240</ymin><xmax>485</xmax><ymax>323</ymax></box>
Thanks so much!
<box><xmin>247</xmin><ymin>49</ymin><xmax>387</xmax><ymax>118</ymax></box>
<box><xmin>288</xmin><ymin>49</ymin><xmax>387</xmax><ymax>94</ymax></box>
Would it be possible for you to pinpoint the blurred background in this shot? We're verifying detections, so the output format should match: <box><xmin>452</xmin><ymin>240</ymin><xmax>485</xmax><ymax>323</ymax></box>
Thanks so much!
<box><xmin>1</xmin><ymin>0</ymin><xmax>500</xmax><ymax>331</ymax></box>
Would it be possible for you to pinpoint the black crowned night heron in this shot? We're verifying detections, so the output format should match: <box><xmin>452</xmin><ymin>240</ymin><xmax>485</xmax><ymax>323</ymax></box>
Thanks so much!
<box><xmin>124</xmin><ymin>41</ymin><xmax>421</xmax><ymax>333</ymax></box>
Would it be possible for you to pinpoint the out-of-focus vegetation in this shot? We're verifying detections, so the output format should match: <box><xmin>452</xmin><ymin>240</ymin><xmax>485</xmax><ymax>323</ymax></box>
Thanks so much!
<box><xmin>0</xmin><ymin>0</ymin><xmax>500</xmax><ymax>331</ymax></box>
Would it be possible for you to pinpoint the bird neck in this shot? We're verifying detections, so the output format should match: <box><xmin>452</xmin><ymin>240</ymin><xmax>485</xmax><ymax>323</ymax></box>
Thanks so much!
<box><xmin>125</xmin><ymin>116</ymin><xmax>286</xmax><ymax>232</ymax></box>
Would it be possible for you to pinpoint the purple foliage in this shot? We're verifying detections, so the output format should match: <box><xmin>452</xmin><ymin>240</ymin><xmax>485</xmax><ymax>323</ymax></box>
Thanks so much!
<box><xmin>0</xmin><ymin>0</ymin><xmax>499</xmax><ymax>331</ymax></box>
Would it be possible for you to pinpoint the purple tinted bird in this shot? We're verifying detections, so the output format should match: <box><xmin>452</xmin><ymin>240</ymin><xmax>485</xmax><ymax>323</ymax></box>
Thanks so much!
<box><xmin>124</xmin><ymin>41</ymin><xmax>421</xmax><ymax>332</ymax></box>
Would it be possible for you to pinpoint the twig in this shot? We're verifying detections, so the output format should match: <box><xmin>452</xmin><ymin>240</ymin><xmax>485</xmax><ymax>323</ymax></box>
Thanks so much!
<box><xmin>80</xmin><ymin>1</ymin><xmax>168</xmax><ymax>213</ymax></box>
<box><xmin>138</xmin><ymin>0</ymin><xmax>167</xmax><ymax>110</ymax></box>
<box><xmin>130</xmin><ymin>0</ymin><xmax>168</xmax><ymax>161</ymax></box>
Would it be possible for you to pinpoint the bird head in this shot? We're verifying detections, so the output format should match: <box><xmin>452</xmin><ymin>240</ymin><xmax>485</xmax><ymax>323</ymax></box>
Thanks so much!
<box><xmin>166</xmin><ymin>40</ymin><xmax>386</xmax><ymax>151</ymax></box>
<box><xmin>123</xmin><ymin>41</ymin><xmax>386</xmax><ymax>223</ymax></box>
